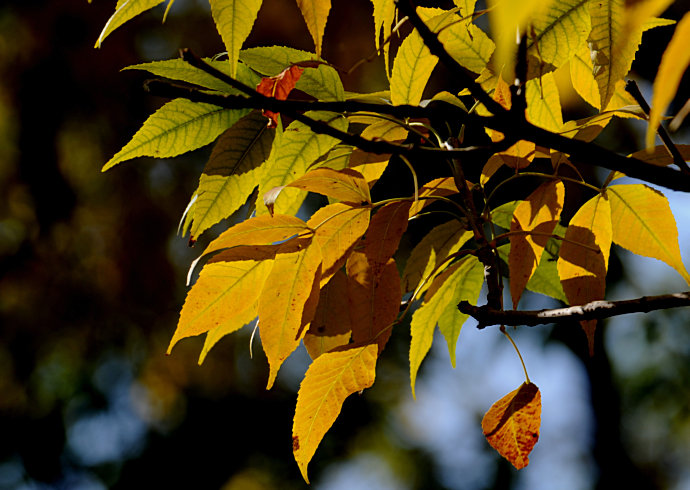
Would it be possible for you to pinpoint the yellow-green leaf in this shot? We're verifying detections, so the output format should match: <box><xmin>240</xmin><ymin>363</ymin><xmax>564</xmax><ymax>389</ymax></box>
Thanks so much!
<box><xmin>259</xmin><ymin>241</ymin><xmax>322</xmax><ymax>389</ymax></box>
<box><xmin>402</xmin><ymin>219</ymin><xmax>473</xmax><ymax>295</ymax></box>
<box><xmin>210</xmin><ymin>0</ymin><xmax>263</xmax><ymax>78</ymax></box>
<box><xmin>607</xmin><ymin>184</ymin><xmax>690</xmax><ymax>284</ymax></box>
<box><xmin>303</xmin><ymin>271</ymin><xmax>352</xmax><ymax>360</ymax></box>
<box><xmin>482</xmin><ymin>382</ymin><xmax>541</xmax><ymax>470</ymax></box>
<box><xmin>187</xmin><ymin>111</ymin><xmax>275</xmax><ymax>240</ymax></box>
<box><xmin>296</xmin><ymin>0</ymin><xmax>331</xmax><ymax>57</ymax></box>
<box><xmin>308</xmin><ymin>203</ymin><xmax>371</xmax><ymax>285</ymax></box>
<box><xmin>95</xmin><ymin>0</ymin><xmax>165</xmax><ymax>48</ymax></box>
<box><xmin>103</xmin><ymin>99</ymin><xmax>248</xmax><ymax>171</ymax></box>
<box><xmin>509</xmin><ymin>180</ymin><xmax>565</xmax><ymax>308</ymax></box>
<box><xmin>288</xmin><ymin>168</ymin><xmax>371</xmax><ymax>204</ymax></box>
<box><xmin>257</xmin><ymin>111</ymin><xmax>348</xmax><ymax>215</ymax></box>
<box><xmin>441</xmin><ymin>13</ymin><xmax>495</xmax><ymax>75</ymax></box>
<box><xmin>557</xmin><ymin>193</ymin><xmax>611</xmax><ymax>353</ymax></box>
<box><xmin>202</xmin><ymin>214</ymin><xmax>311</xmax><ymax>257</ymax></box>
<box><xmin>292</xmin><ymin>343</ymin><xmax>378</xmax><ymax>483</ymax></box>
<box><xmin>646</xmin><ymin>12</ymin><xmax>690</xmax><ymax>148</ymax></box>
<box><xmin>371</xmin><ymin>0</ymin><xmax>396</xmax><ymax>78</ymax></box>
<box><xmin>525</xmin><ymin>73</ymin><xmax>563</xmax><ymax>131</ymax></box>
<box><xmin>409</xmin><ymin>256</ymin><xmax>483</xmax><ymax>396</ymax></box>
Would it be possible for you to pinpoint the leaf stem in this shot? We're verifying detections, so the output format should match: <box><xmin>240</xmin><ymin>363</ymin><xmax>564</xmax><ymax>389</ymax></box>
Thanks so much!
<box><xmin>500</xmin><ymin>325</ymin><xmax>531</xmax><ymax>384</ymax></box>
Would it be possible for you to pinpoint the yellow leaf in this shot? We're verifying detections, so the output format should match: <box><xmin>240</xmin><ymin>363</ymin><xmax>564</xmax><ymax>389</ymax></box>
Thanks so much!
<box><xmin>440</xmin><ymin>12</ymin><xmax>495</xmax><ymax>75</ymax></box>
<box><xmin>360</xmin><ymin>119</ymin><xmax>409</xmax><ymax>143</ymax></box>
<box><xmin>607</xmin><ymin>184</ymin><xmax>690</xmax><ymax>285</ymax></box>
<box><xmin>259</xmin><ymin>241</ymin><xmax>322</xmax><ymax>388</ymax></box>
<box><xmin>409</xmin><ymin>256</ymin><xmax>483</xmax><ymax>396</ymax></box>
<box><xmin>295</xmin><ymin>0</ymin><xmax>331</xmax><ymax>57</ymax></box>
<box><xmin>308</xmin><ymin>203</ymin><xmax>371</xmax><ymax>285</ymax></box>
<box><xmin>287</xmin><ymin>168</ymin><xmax>371</xmax><ymax>204</ymax></box>
<box><xmin>525</xmin><ymin>72</ymin><xmax>563</xmax><ymax>132</ymax></box>
<box><xmin>303</xmin><ymin>271</ymin><xmax>352</xmax><ymax>360</ymax></box>
<box><xmin>210</xmin><ymin>0</ymin><xmax>263</xmax><ymax>78</ymax></box>
<box><xmin>509</xmin><ymin>180</ymin><xmax>565</xmax><ymax>308</ymax></box>
<box><xmin>292</xmin><ymin>343</ymin><xmax>378</xmax><ymax>483</ymax></box>
<box><xmin>647</xmin><ymin>12</ymin><xmax>690</xmax><ymax>148</ymax></box>
<box><xmin>95</xmin><ymin>0</ymin><xmax>165</xmax><ymax>48</ymax></box>
<box><xmin>402</xmin><ymin>219</ymin><xmax>473</xmax><ymax>295</ymax></box>
<box><xmin>408</xmin><ymin>177</ymin><xmax>459</xmax><ymax>217</ymax></box>
<box><xmin>363</xmin><ymin>201</ymin><xmax>412</xmax><ymax>270</ymax></box>
<box><xmin>557</xmin><ymin>193</ymin><xmax>611</xmax><ymax>353</ymax></box>
<box><xmin>482</xmin><ymin>382</ymin><xmax>541</xmax><ymax>470</ymax></box>
<box><xmin>169</xmin><ymin>254</ymin><xmax>273</xmax><ymax>354</ymax></box>
<box><xmin>347</xmin><ymin>254</ymin><xmax>401</xmax><ymax>352</ymax></box>
<box><xmin>199</xmin><ymin>306</ymin><xmax>258</xmax><ymax>365</ymax></box>
<box><xmin>371</xmin><ymin>0</ymin><xmax>396</xmax><ymax>78</ymax></box>
<box><xmin>202</xmin><ymin>214</ymin><xmax>311</xmax><ymax>258</ymax></box>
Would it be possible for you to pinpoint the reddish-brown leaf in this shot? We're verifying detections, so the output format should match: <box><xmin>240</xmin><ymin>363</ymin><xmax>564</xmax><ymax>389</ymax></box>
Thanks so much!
<box><xmin>482</xmin><ymin>382</ymin><xmax>541</xmax><ymax>470</ymax></box>
<box><xmin>256</xmin><ymin>65</ymin><xmax>305</xmax><ymax>128</ymax></box>
<box><xmin>362</xmin><ymin>201</ymin><xmax>411</xmax><ymax>273</ymax></box>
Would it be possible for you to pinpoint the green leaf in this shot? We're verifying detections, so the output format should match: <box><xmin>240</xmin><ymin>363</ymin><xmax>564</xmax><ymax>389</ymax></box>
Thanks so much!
<box><xmin>409</xmin><ymin>256</ymin><xmax>483</xmax><ymax>396</ymax></box>
<box><xmin>491</xmin><ymin>201</ymin><xmax>521</xmax><ymax>229</ymax></box>
<box><xmin>257</xmin><ymin>111</ymin><xmax>348</xmax><ymax>215</ymax></box>
<box><xmin>95</xmin><ymin>0</ymin><xmax>166</xmax><ymax>48</ymax></box>
<box><xmin>103</xmin><ymin>99</ymin><xmax>249</xmax><ymax>170</ymax></box>
<box><xmin>210</xmin><ymin>0</ymin><xmax>264</xmax><ymax>78</ymax></box>
<box><xmin>123</xmin><ymin>58</ymin><xmax>262</xmax><ymax>93</ymax></box>
<box><xmin>441</xmin><ymin>13</ymin><xmax>495</xmax><ymax>74</ymax></box>
<box><xmin>186</xmin><ymin>111</ymin><xmax>275</xmax><ymax>240</ymax></box>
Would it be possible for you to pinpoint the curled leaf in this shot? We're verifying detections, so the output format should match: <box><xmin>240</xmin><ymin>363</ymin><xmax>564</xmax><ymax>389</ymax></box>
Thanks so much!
<box><xmin>256</xmin><ymin>65</ymin><xmax>305</xmax><ymax>127</ymax></box>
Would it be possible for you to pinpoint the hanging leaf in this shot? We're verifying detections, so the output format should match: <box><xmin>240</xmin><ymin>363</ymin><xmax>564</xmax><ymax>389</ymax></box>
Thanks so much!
<box><xmin>308</xmin><ymin>203</ymin><xmax>370</xmax><ymax>285</ymax></box>
<box><xmin>482</xmin><ymin>382</ymin><xmax>541</xmax><ymax>470</ymax></box>
<box><xmin>402</xmin><ymin>219</ymin><xmax>473</xmax><ymax>295</ymax></box>
<box><xmin>347</xmin><ymin>254</ymin><xmax>401</xmax><ymax>352</ymax></box>
<box><xmin>95</xmin><ymin>0</ymin><xmax>166</xmax><ymax>48</ymax></box>
<box><xmin>557</xmin><ymin>193</ymin><xmax>612</xmax><ymax>354</ymax></box>
<box><xmin>295</xmin><ymin>0</ymin><xmax>332</xmax><ymax>57</ymax></box>
<box><xmin>371</xmin><ymin>0</ymin><xmax>397</xmax><ymax>78</ymax></box>
<box><xmin>646</xmin><ymin>12</ymin><xmax>690</xmax><ymax>148</ymax></box>
<box><xmin>259</xmin><ymin>240</ymin><xmax>322</xmax><ymax>389</ymax></box>
<box><xmin>607</xmin><ymin>184</ymin><xmax>690</xmax><ymax>285</ymax></box>
<box><xmin>292</xmin><ymin>343</ymin><xmax>378</xmax><ymax>483</ymax></box>
<box><xmin>509</xmin><ymin>180</ymin><xmax>565</xmax><ymax>308</ymax></box>
<box><xmin>287</xmin><ymin>168</ymin><xmax>371</xmax><ymax>204</ymax></box>
<box><xmin>199</xmin><ymin>308</ymin><xmax>258</xmax><ymax>364</ymax></box>
<box><xmin>409</xmin><ymin>256</ymin><xmax>483</xmax><ymax>396</ymax></box>
<box><xmin>209</xmin><ymin>0</ymin><xmax>263</xmax><ymax>78</ymax></box>
<box><xmin>256</xmin><ymin>65</ymin><xmax>305</xmax><ymax>128</ymax></box>
<box><xmin>362</xmin><ymin>201</ymin><xmax>412</xmax><ymax>271</ymax></box>
<box><xmin>103</xmin><ymin>100</ymin><xmax>248</xmax><ymax>170</ymax></box>
<box><xmin>303</xmin><ymin>271</ymin><xmax>352</xmax><ymax>360</ymax></box>
<box><xmin>186</xmin><ymin>111</ymin><xmax>275</xmax><ymax>240</ymax></box>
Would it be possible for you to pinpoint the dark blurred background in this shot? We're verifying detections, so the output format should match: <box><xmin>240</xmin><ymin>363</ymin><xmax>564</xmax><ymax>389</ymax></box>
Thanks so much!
<box><xmin>1</xmin><ymin>1</ymin><xmax>689</xmax><ymax>489</ymax></box>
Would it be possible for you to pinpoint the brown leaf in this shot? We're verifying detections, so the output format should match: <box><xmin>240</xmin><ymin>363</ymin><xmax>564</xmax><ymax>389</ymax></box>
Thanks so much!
<box><xmin>303</xmin><ymin>271</ymin><xmax>352</xmax><ymax>360</ymax></box>
<box><xmin>482</xmin><ymin>382</ymin><xmax>541</xmax><ymax>470</ymax></box>
<box><xmin>256</xmin><ymin>65</ymin><xmax>305</xmax><ymax>128</ymax></box>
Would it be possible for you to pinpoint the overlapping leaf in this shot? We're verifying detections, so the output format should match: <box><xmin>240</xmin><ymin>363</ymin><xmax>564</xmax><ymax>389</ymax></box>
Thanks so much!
<box><xmin>296</xmin><ymin>0</ymin><xmax>331</xmax><ymax>57</ymax></box>
<box><xmin>210</xmin><ymin>0</ymin><xmax>263</xmax><ymax>78</ymax></box>
<box><xmin>293</xmin><ymin>343</ymin><xmax>378</xmax><ymax>483</ymax></box>
<box><xmin>303</xmin><ymin>271</ymin><xmax>352</xmax><ymax>360</ymax></box>
<box><xmin>95</xmin><ymin>0</ymin><xmax>166</xmax><ymax>48</ymax></box>
<box><xmin>287</xmin><ymin>168</ymin><xmax>371</xmax><ymax>204</ymax></box>
<box><xmin>525</xmin><ymin>73</ymin><xmax>563</xmax><ymax>132</ymax></box>
<box><xmin>482</xmin><ymin>382</ymin><xmax>541</xmax><ymax>470</ymax></box>
<box><xmin>408</xmin><ymin>177</ymin><xmax>460</xmax><ymax>217</ymax></box>
<box><xmin>103</xmin><ymin>100</ymin><xmax>248</xmax><ymax>170</ymax></box>
<box><xmin>363</xmin><ymin>201</ymin><xmax>412</xmax><ymax>271</ymax></box>
<box><xmin>256</xmin><ymin>65</ymin><xmax>305</xmax><ymax>128</ymax></box>
<box><xmin>607</xmin><ymin>184</ymin><xmax>690</xmax><ymax>284</ymax></box>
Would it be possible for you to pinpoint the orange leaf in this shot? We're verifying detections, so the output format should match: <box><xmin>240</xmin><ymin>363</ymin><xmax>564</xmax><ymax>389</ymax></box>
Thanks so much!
<box><xmin>482</xmin><ymin>382</ymin><xmax>541</xmax><ymax>470</ymax></box>
<box><xmin>259</xmin><ymin>240</ymin><xmax>322</xmax><ymax>388</ymax></box>
<box><xmin>307</xmin><ymin>203</ymin><xmax>370</xmax><ymax>286</ymax></box>
<box><xmin>408</xmin><ymin>177</ymin><xmax>459</xmax><ymax>217</ymax></box>
<box><xmin>287</xmin><ymin>168</ymin><xmax>371</xmax><ymax>204</ymax></box>
<box><xmin>363</xmin><ymin>201</ymin><xmax>412</xmax><ymax>271</ymax></box>
<box><xmin>292</xmin><ymin>343</ymin><xmax>378</xmax><ymax>483</ymax></box>
<box><xmin>629</xmin><ymin>144</ymin><xmax>690</xmax><ymax>167</ymax></box>
<box><xmin>256</xmin><ymin>65</ymin><xmax>305</xmax><ymax>128</ymax></box>
<box><xmin>202</xmin><ymin>214</ymin><xmax>311</xmax><ymax>258</ymax></box>
<box><xmin>347</xmin><ymin>253</ymin><xmax>401</xmax><ymax>353</ymax></box>
<box><xmin>557</xmin><ymin>194</ymin><xmax>612</xmax><ymax>354</ymax></box>
<box><xmin>509</xmin><ymin>180</ymin><xmax>565</xmax><ymax>308</ymax></box>
<box><xmin>303</xmin><ymin>270</ymin><xmax>352</xmax><ymax>360</ymax></box>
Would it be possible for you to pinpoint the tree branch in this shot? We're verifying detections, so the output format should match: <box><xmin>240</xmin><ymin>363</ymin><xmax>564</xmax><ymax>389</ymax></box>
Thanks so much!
<box><xmin>458</xmin><ymin>292</ymin><xmax>690</xmax><ymax>328</ymax></box>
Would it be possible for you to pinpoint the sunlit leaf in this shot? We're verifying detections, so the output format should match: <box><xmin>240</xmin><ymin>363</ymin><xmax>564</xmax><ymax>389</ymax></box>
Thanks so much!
<box><xmin>95</xmin><ymin>0</ymin><xmax>165</xmax><ymax>48</ymax></box>
<box><xmin>441</xmin><ymin>12</ymin><xmax>495</xmax><ymax>75</ymax></box>
<box><xmin>646</xmin><ymin>12</ymin><xmax>690</xmax><ymax>148</ymax></box>
<box><xmin>525</xmin><ymin>73</ymin><xmax>563</xmax><ymax>132</ymax></box>
<box><xmin>103</xmin><ymin>99</ymin><xmax>248</xmax><ymax>170</ymax></box>
<box><xmin>209</xmin><ymin>0</ymin><xmax>263</xmax><ymax>78</ymax></box>
<box><xmin>371</xmin><ymin>0</ymin><xmax>396</xmax><ymax>78</ymax></box>
<box><xmin>509</xmin><ymin>180</ymin><xmax>565</xmax><ymax>308</ymax></box>
<box><xmin>303</xmin><ymin>271</ymin><xmax>352</xmax><ymax>360</ymax></box>
<box><xmin>308</xmin><ymin>203</ymin><xmax>371</xmax><ymax>285</ymax></box>
<box><xmin>409</xmin><ymin>256</ymin><xmax>483</xmax><ymax>395</ymax></box>
<box><xmin>408</xmin><ymin>177</ymin><xmax>459</xmax><ymax>217</ymax></box>
<box><xmin>259</xmin><ymin>240</ymin><xmax>322</xmax><ymax>389</ymax></box>
<box><xmin>256</xmin><ymin>65</ymin><xmax>305</xmax><ymax>128</ymax></box>
<box><xmin>287</xmin><ymin>168</ymin><xmax>371</xmax><ymax>204</ymax></box>
<box><xmin>482</xmin><ymin>382</ymin><xmax>541</xmax><ymax>470</ymax></box>
<box><xmin>557</xmin><ymin>193</ymin><xmax>612</xmax><ymax>353</ymax></box>
<box><xmin>186</xmin><ymin>111</ymin><xmax>275</xmax><ymax>240</ymax></box>
<box><xmin>607</xmin><ymin>184</ymin><xmax>690</xmax><ymax>285</ymax></box>
<box><xmin>296</xmin><ymin>0</ymin><xmax>331</xmax><ymax>57</ymax></box>
<box><xmin>293</xmin><ymin>343</ymin><xmax>378</xmax><ymax>483</ymax></box>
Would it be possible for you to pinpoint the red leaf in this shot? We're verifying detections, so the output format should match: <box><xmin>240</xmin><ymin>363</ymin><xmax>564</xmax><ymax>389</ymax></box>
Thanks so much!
<box><xmin>256</xmin><ymin>65</ymin><xmax>305</xmax><ymax>128</ymax></box>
